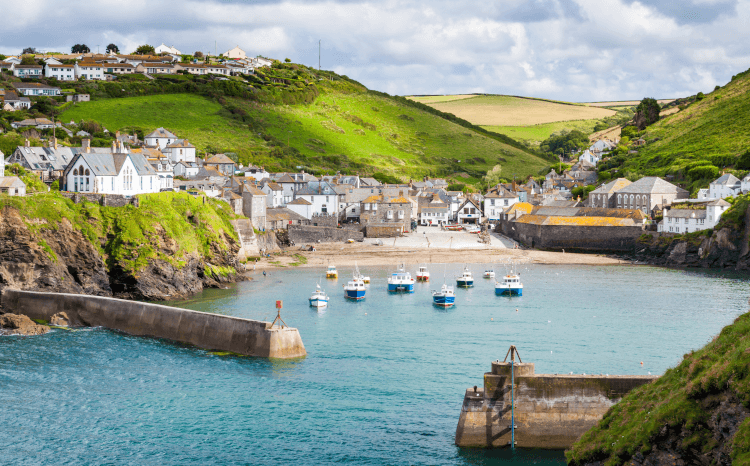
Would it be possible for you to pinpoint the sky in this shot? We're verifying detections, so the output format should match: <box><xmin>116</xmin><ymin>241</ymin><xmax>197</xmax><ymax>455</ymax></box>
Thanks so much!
<box><xmin>2</xmin><ymin>0</ymin><xmax>748</xmax><ymax>101</ymax></box>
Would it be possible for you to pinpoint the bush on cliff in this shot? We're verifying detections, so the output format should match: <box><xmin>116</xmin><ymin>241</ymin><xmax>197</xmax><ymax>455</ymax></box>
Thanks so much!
<box><xmin>566</xmin><ymin>311</ymin><xmax>750</xmax><ymax>465</ymax></box>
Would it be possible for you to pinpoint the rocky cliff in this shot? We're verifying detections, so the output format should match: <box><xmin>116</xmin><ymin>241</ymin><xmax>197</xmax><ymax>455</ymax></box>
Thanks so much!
<box><xmin>0</xmin><ymin>192</ymin><xmax>245</xmax><ymax>302</ymax></box>
<box><xmin>629</xmin><ymin>202</ymin><xmax>750</xmax><ymax>271</ymax></box>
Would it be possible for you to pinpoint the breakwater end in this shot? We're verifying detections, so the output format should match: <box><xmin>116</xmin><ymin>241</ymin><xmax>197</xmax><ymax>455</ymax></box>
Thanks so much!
<box><xmin>455</xmin><ymin>350</ymin><xmax>657</xmax><ymax>449</ymax></box>
<box><xmin>2</xmin><ymin>290</ymin><xmax>306</xmax><ymax>359</ymax></box>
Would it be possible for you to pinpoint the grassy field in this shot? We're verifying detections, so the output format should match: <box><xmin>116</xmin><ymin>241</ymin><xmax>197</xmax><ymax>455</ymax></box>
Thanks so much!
<box><xmin>584</xmin><ymin>99</ymin><xmax>675</xmax><ymax>107</ymax></box>
<box><xmin>482</xmin><ymin>119</ymin><xmax>602</xmax><ymax>146</ymax></box>
<box><xmin>417</xmin><ymin>95</ymin><xmax>616</xmax><ymax>126</ymax></box>
<box><xmin>601</xmin><ymin>68</ymin><xmax>750</xmax><ymax>187</ymax></box>
<box><xmin>60</xmin><ymin>91</ymin><xmax>550</xmax><ymax>184</ymax></box>
<box><xmin>406</xmin><ymin>95</ymin><xmax>477</xmax><ymax>104</ymax></box>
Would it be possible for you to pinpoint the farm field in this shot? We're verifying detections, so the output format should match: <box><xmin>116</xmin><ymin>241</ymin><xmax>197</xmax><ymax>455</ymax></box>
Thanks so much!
<box><xmin>406</xmin><ymin>95</ymin><xmax>476</xmax><ymax>103</ymax></box>
<box><xmin>60</xmin><ymin>92</ymin><xmax>551</xmax><ymax>184</ymax></box>
<box><xmin>482</xmin><ymin>119</ymin><xmax>602</xmax><ymax>146</ymax></box>
<box><xmin>420</xmin><ymin>95</ymin><xmax>616</xmax><ymax>126</ymax></box>
<box><xmin>584</xmin><ymin>99</ymin><xmax>675</xmax><ymax>107</ymax></box>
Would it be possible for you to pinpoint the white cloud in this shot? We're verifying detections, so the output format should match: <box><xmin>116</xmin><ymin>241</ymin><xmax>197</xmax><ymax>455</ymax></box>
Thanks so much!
<box><xmin>1</xmin><ymin>0</ymin><xmax>749</xmax><ymax>101</ymax></box>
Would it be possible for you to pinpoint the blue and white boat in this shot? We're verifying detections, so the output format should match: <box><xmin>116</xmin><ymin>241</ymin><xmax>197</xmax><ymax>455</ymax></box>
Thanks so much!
<box><xmin>432</xmin><ymin>283</ymin><xmax>455</xmax><ymax>307</ymax></box>
<box><xmin>309</xmin><ymin>284</ymin><xmax>329</xmax><ymax>308</ymax></box>
<box><xmin>456</xmin><ymin>266</ymin><xmax>474</xmax><ymax>288</ymax></box>
<box><xmin>387</xmin><ymin>264</ymin><xmax>415</xmax><ymax>292</ymax></box>
<box><xmin>495</xmin><ymin>264</ymin><xmax>523</xmax><ymax>296</ymax></box>
<box><xmin>343</xmin><ymin>268</ymin><xmax>366</xmax><ymax>300</ymax></box>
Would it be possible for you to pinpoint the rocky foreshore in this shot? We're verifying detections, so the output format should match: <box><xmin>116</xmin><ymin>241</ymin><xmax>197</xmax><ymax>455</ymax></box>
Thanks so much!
<box><xmin>0</xmin><ymin>313</ymin><xmax>50</xmax><ymax>336</ymax></box>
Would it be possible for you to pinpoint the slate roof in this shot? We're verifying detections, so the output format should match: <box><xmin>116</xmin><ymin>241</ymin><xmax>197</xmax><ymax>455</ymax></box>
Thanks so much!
<box><xmin>0</xmin><ymin>176</ymin><xmax>25</xmax><ymax>188</ymax></box>
<box><xmin>165</xmin><ymin>139</ymin><xmax>194</xmax><ymax>148</ymax></box>
<box><xmin>665</xmin><ymin>209</ymin><xmax>707</xmax><ymax>219</ymax></box>
<box><xmin>288</xmin><ymin>197</ymin><xmax>312</xmax><ymax>205</ymax></box>
<box><xmin>145</xmin><ymin>127</ymin><xmax>177</xmax><ymax>139</ymax></box>
<box><xmin>531</xmin><ymin>206</ymin><xmax>646</xmax><ymax>220</ymax></box>
<box><xmin>706</xmin><ymin>199</ymin><xmax>731</xmax><ymax>206</ymax></box>
<box><xmin>266</xmin><ymin>207</ymin><xmax>308</xmax><ymax>222</ymax></box>
<box><xmin>614</xmin><ymin>177</ymin><xmax>687</xmax><ymax>195</ymax></box>
<box><xmin>295</xmin><ymin>181</ymin><xmax>337</xmax><ymax>196</ymax></box>
<box><xmin>590</xmin><ymin>178</ymin><xmax>632</xmax><ymax>194</ymax></box>
<box><xmin>711</xmin><ymin>174</ymin><xmax>741</xmax><ymax>186</ymax></box>
<box><xmin>205</xmin><ymin>154</ymin><xmax>236</xmax><ymax>165</ymax></box>
<box><xmin>262</xmin><ymin>181</ymin><xmax>283</xmax><ymax>191</ymax></box>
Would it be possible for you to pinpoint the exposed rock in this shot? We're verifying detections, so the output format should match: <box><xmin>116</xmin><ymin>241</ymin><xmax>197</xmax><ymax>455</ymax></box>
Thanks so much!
<box><xmin>50</xmin><ymin>312</ymin><xmax>72</xmax><ymax>327</ymax></box>
<box><xmin>0</xmin><ymin>313</ymin><xmax>50</xmax><ymax>336</ymax></box>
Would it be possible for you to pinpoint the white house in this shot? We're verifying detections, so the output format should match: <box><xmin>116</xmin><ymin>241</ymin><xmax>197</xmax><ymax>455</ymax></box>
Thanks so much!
<box><xmin>45</xmin><ymin>64</ymin><xmax>76</xmax><ymax>80</ymax></box>
<box><xmin>163</xmin><ymin>139</ymin><xmax>196</xmax><ymax>164</ymax></box>
<box><xmin>484</xmin><ymin>190</ymin><xmax>519</xmax><ymax>222</ymax></box>
<box><xmin>145</xmin><ymin>127</ymin><xmax>179</xmax><ymax>149</ymax></box>
<box><xmin>155</xmin><ymin>43</ymin><xmax>182</xmax><ymax>55</ymax></box>
<box><xmin>578</xmin><ymin>150</ymin><xmax>600</xmax><ymax>166</ymax></box>
<box><xmin>174</xmin><ymin>161</ymin><xmax>201</xmax><ymax>178</ymax></box>
<box><xmin>253</xmin><ymin>56</ymin><xmax>273</xmax><ymax>68</ymax></box>
<box><xmin>419</xmin><ymin>200</ymin><xmax>449</xmax><ymax>226</ymax></box>
<box><xmin>658</xmin><ymin>199</ymin><xmax>731</xmax><ymax>234</ymax></box>
<box><xmin>293</xmin><ymin>181</ymin><xmax>339</xmax><ymax>216</ymax></box>
<box><xmin>13</xmin><ymin>65</ymin><xmax>42</xmax><ymax>78</ymax></box>
<box><xmin>261</xmin><ymin>181</ymin><xmax>284</xmax><ymax>208</ymax></box>
<box><xmin>708</xmin><ymin>173</ymin><xmax>742</xmax><ymax>199</ymax></box>
<box><xmin>12</xmin><ymin>83</ymin><xmax>61</xmax><ymax>96</ymax></box>
<box><xmin>63</xmin><ymin>142</ymin><xmax>160</xmax><ymax>195</ymax></box>
<box><xmin>743</xmin><ymin>174</ymin><xmax>750</xmax><ymax>194</ymax></box>
<box><xmin>286</xmin><ymin>198</ymin><xmax>314</xmax><ymax>219</ymax></box>
<box><xmin>243</xmin><ymin>165</ymin><xmax>270</xmax><ymax>181</ymax></box>
<box><xmin>74</xmin><ymin>62</ymin><xmax>104</xmax><ymax>80</ymax></box>
<box><xmin>456</xmin><ymin>199</ymin><xmax>482</xmax><ymax>225</ymax></box>
<box><xmin>224</xmin><ymin>46</ymin><xmax>247</xmax><ymax>59</ymax></box>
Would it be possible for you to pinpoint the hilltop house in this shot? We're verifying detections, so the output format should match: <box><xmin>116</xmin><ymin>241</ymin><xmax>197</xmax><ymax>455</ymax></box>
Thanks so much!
<box><xmin>13</xmin><ymin>65</ymin><xmax>42</xmax><ymax>79</ymax></box>
<box><xmin>707</xmin><ymin>173</ymin><xmax>742</xmax><ymax>199</ymax></box>
<box><xmin>74</xmin><ymin>62</ymin><xmax>105</xmax><ymax>80</ymax></box>
<box><xmin>45</xmin><ymin>63</ymin><xmax>76</xmax><ymax>80</ymax></box>
<box><xmin>145</xmin><ymin>127</ymin><xmax>179</xmax><ymax>149</ymax></box>
<box><xmin>154</xmin><ymin>44</ymin><xmax>182</xmax><ymax>55</ymax></box>
<box><xmin>658</xmin><ymin>199</ymin><xmax>731</xmax><ymax>234</ymax></box>
<box><xmin>224</xmin><ymin>46</ymin><xmax>247</xmax><ymax>59</ymax></box>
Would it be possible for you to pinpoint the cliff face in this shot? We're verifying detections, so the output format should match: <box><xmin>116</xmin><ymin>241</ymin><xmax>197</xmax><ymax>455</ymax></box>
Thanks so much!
<box><xmin>631</xmin><ymin>205</ymin><xmax>750</xmax><ymax>271</ymax></box>
<box><xmin>0</xmin><ymin>192</ymin><xmax>244</xmax><ymax>302</ymax></box>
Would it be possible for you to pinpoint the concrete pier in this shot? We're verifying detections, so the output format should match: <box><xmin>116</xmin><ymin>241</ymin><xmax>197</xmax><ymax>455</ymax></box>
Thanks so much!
<box><xmin>455</xmin><ymin>358</ymin><xmax>656</xmax><ymax>449</ymax></box>
<box><xmin>2</xmin><ymin>290</ymin><xmax>306</xmax><ymax>359</ymax></box>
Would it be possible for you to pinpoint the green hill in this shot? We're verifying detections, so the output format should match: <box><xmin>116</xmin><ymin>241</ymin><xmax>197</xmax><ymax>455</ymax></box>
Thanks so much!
<box><xmin>57</xmin><ymin>65</ymin><xmax>551</xmax><ymax>185</ymax></box>
<box><xmin>567</xmin><ymin>309</ymin><xmax>750</xmax><ymax>466</ymax></box>
<box><xmin>600</xmin><ymin>68</ymin><xmax>750</xmax><ymax>192</ymax></box>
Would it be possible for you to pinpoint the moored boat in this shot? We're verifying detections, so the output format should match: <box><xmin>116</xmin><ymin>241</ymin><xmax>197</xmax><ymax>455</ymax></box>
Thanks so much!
<box><xmin>388</xmin><ymin>264</ymin><xmax>415</xmax><ymax>292</ymax></box>
<box><xmin>309</xmin><ymin>284</ymin><xmax>329</xmax><ymax>308</ymax></box>
<box><xmin>495</xmin><ymin>263</ymin><xmax>523</xmax><ymax>296</ymax></box>
<box><xmin>326</xmin><ymin>263</ymin><xmax>338</xmax><ymax>279</ymax></box>
<box><xmin>483</xmin><ymin>269</ymin><xmax>495</xmax><ymax>279</ymax></box>
<box><xmin>432</xmin><ymin>283</ymin><xmax>455</xmax><ymax>307</ymax></box>
<box><xmin>456</xmin><ymin>266</ymin><xmax>474</xmax><ymax>288</ymax></box>
<box><xmin>343</xmin><ymin>271</ymin><xmax>366</xmax><ymax>300</ymax></box>
<box><xmin>416</xmin><ymin>266</ymin><xmax>430</xmax><ymax>282</ymax></box>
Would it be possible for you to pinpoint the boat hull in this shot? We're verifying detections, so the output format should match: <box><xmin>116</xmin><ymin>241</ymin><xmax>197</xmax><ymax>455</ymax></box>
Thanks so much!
<box><xmin>495</xmin><ymin>287</ymin><xmax>523</xmax><ymax>296</ymax></box>
<box><xmin>326</xmin><ymin>274</ymin><xmax>338</xmax><ymax>279</ymax></box>
<box><xmin>432</xmin><ymin>295</ymin><xmax>455</xmax><ymax>307</ymax></box>
<box><xmin>388</xmin><ymin>283</ymin><xmax>415</xmax><ymax>293</ymax></box>
<box><xmin>456</xmin><ymin>280</ymin><xmax>474</xmax><ymax>288</ymax></box>
<box><xmin>309</xmin><ymin>298</ymin><xmax>328</xmax><ymax>307</ymax></box>
<box><xmin>344</xmin><ymin>289</ymin><xmax>366</xmax><ymax>300</ymax></box>
<box><xmin>416</xmin><ymin>276</ymin><xmax>429</xmax><ymax>282</ymax></box>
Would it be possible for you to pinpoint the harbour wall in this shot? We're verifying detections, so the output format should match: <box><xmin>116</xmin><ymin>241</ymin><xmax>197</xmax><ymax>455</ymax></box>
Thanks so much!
<box><xmin>455</xmin><ymin>360</ymin><xmax>656</xmax><ymax>449</ymax></box>
<box><xmin>288</xmin><ymin>225</ymin><xmax>364</xmax><ymax>244</ymax></box>
<box><xmin>497</xmin><ymin>221</ymin><xmax>643</xmax><ymax>251</ymax></box>
<box><xmin>2</xmin><ymin>290</ymin><xmax>306</xmax><ymax>359</ymax></box>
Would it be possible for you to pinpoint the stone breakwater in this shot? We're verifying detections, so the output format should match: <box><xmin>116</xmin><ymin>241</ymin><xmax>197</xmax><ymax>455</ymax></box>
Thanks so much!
<box><xmin>3</xmin><ymin>290</ymin><xmax>306</xmax><ymax>359</ymax></box>
<box><xmin>455</xmin><ymin>359</ymin><xmax>656</xmax><ymax>449</ymax></box>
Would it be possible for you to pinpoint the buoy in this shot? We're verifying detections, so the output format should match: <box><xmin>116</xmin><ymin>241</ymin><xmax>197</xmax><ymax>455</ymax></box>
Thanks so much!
<box><xmin>548</xmin><ymin>320</ymin><xmax>551</xmax><ymax>323</ymax></box>
<box><xmin>515</xmin><ymin>308</ymin><xmax>519</xmax><ymax>312</ymax></box>
<box><xmin>490</xmin><ymin>318</ymin><xmax>493</xmax><ymax>321</ymax></box>
<box><xmin>365</xmin><ymin>313</ymin><xmax>367</xmax><ymax>315</ymax></box>
<box><xmin>640</xmin><ymin>361</ymin><xmax>644</xmax><ymax>365</ymax></box>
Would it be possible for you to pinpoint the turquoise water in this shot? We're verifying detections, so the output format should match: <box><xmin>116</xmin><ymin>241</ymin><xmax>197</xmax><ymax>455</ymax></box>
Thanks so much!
<box><xmin>1</xmin><ymin>264</ymin><xmax>748</xmax><ymax>465</ymax></box>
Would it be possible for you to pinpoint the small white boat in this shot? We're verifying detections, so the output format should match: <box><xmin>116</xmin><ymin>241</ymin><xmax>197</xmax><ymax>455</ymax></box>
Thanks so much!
<box><xmin>432</xmin><ymin>283</ymin><xmax>455</xmax><ymax>307</ymax></box>
<box><xmin>483</xmin><ymin>269</ymin><xmax>495</xmax><ymax>279</ymax></box>
<box><xmin>326</xmin><ymin>264</ymin><xmax>338</xmax><ymax>279</ymax></box>
<box><xmin>309</xmin><ymin>284</ymin><xmax>329</xmax><ymax>308</ymax></box>
<box><xmin>388</xmin><ymin>263</ymin><xmax>415</xmax><ymax>292</ymax></box>
<box><xmin>456</xmin><ymin>266</ymin><xmax>474</xmax><ymax>288</ymax></box>
<box><xmin>416</xmin><ymin>266</ymin><xmax>430</xmax><ymax>282</ymax></box>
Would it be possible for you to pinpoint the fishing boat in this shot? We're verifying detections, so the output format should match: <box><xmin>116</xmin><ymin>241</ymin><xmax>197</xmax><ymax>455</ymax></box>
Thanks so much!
<box><xmin>326</xmin><ymin>263</ymin><xmax>338</xmax><ymax>279</ymax></box>
<box><xmin>343</xmin><ymin>271</ymin><xmax>366</xmax><ymax>300</ymax></box>
<box><xmin>456</xmin><ymin>266</ymin><xmax>474</xmax><ymax>288</ymax></box>
<box><xmin>495</xmin><ymin>264</ymin><xmax>523</xmax><ymax>296</ymax></box>
<box><xmin>416</xmin><ymin>266</ymin><xmax>430</xmax><ymax>282</ymax></box>
<box><xmin>309</xmin><ymin>284</ymin><xmax>329</xmax><ymax>308</ymax></box>
<box><xmin>444</xmin><ymin>223</ymin><xmax>463</xmax><ymax>231</ymax></box>
<box><xmin>432</xmin><ymin>283</ymin><xmax>455</xmax><ymax>308</ymax></box>
<box><xmin>483</xmin><ymin>269</ymin><xmax>495</xmax><ymax>279</ymax></box>
<box><xmin>387</xmin><ymin>264</ymin><xmax>415</xmax><ymax>292</ymax></box>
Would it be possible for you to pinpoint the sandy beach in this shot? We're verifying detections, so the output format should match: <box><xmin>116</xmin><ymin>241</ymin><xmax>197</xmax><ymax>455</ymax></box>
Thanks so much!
<box><xmin>248</xmin><ymin>229</ymin><xmax>628</xmax><ymax>270</ymax></box>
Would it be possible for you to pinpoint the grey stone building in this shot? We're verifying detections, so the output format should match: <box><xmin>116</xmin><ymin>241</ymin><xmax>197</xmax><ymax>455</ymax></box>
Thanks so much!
<box><xmin>360</xmin><ymin>192</ymin><xmax>413</xmax><ymax>234</ymax></box>
<box><xmin>241</xmin><ymin>183</ymin><xmax>267</xmax><ymax>230</ymax></box>
<box><xmin>588</xmin><ymin>178</ymin><xmax>632</xmax><ymax>208</ymax></box>
<box><xmin>613</xmin><ymin>177</ymin><xmax>688</xmax><ymax>214</ymax></box>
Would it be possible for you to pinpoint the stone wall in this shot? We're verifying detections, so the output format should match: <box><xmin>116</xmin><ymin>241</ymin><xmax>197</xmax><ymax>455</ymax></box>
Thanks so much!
<box><xmin>231</xmin><ymin>218</ymin><xmax>260</xmax><ymax>260</ymax></box>
<box><xmin>288</xmin><ymin>225</ymin><xmax>364</xmax><ymax>244</ymax></box>
<box><xmin>310</xmin><ymin>213</ymin><xmax>338</xmax><ymax>227</ymax></box>
<box><xmin>498</xmin><ymin>219</ymin><xmax>643</xmax><ymax>251</ymax></box>
<box><xmin>2</xmin><ymin>290</ymin><xmax>306</xmax><ymax>359</ymax></box>
<box><xmin>455</xmin><ymin>360</ymin><xmax>656</xmax><ymax>449</ymax></box>
<box><xmin>364</xmin><ymin>225</ymin><xmax>403</xmax><ymax>238</ymax></box>
<box><xmin>60</xmin><ymin>192</ymin><xmax>138</xmax><ymax>207</ymax></box>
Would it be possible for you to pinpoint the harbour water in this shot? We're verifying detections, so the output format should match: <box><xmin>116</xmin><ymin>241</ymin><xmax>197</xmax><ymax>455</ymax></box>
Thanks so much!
<box><xmin>1</xmin><ymin>264</ymin><xmax>748</xmax><ymax>465</ymax></box>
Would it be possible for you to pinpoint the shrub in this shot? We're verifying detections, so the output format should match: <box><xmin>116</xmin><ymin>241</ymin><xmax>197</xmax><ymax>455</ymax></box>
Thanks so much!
<box><xmin>687</xmin><ymin>165</ymin><xmax>719</xmax><ymax>181</ymax></box>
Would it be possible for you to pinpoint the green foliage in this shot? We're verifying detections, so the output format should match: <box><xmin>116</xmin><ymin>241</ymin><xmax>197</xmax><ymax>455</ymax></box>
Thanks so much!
<box><xmin>571</xmin><ymin>185</ymin><xmax>596</xmax><ymax>200</ymax></box>
<box><xmin>105</xmin><ymin>43</ymin><xmax>119</xmax><ymax>54</ymax></box>
<box><xmin>21</xmin><ymin>47</ymin><xmax>36</xmax><ymax>55</ymax></box>
<box><xmin>567</xmin><ymin>311</ymin><xmax>750</xmax><ymax>465</ymax></box>
<box><xmin>372</xmin><ymin>172</ymin><xmax>402</xmax><ymax>184</ymax></box>
<box><xmin>737</xmin><ymin>150</ymin><xmax>750</xmax><ymax>170</ymax></box>
<box><xmin>540</xmin><ymin>130</ymin><xmax>590</xmax><ymax>156</ymax></box>
<box><xmin>715</xmin><ymin>194</ymin><xmax>750</xmax><ymax>231</ymax></box>
<box><xmin>696</xmin><ymin>92</ymin><xmax>705</xmax><ymax>101</ymax></box>
<box><xmin>634</xmin><ymin>97</ymin><xmax>661</xmax><ymax>130</ymax></box>
<box><xmin>134</xmin><ymin>44</ymin><xmax>155</xmax><ymax>55</ymax></box>
<box><xmin>5</xmin><ymin>163</ymin><xmax>47</xmax><ymax>193</ymax></box>
<box><xmin>687</xmin><ymin>164</ymin><xmax>719</xmax><ymax>181</ymax></box>
<box><xmin>446</xmin><ymin>183</ymin><xmax>465</xmax><ymax>192</ymax></box>
<box><xmin>620</xmin><ymin>126</ymin><xmax>638</xmax><ymax>139</ymax></box>
<box><xmin>482</xmin><ymin>165</ymin><xmax>503</xmax><ymax>187</ymax></box>
<box><xmin>71</xmin><ymin>44</ymin><xmax>90</xmax><ymax>54</ymax></box>
<box><xmin>20</xmin><ymin>55</ymin><xmax>38</xmax><ymax>66</ymax></box>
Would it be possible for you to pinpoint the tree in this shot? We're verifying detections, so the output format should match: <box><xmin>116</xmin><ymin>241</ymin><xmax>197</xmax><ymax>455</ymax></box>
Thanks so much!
<box><xmin>71</xmin><ymin>44</ymin><xmax>90</xmax><ymax>53</ymax></box>
<box><xmin>134</xmin><ymin>44</ymin><xmax>155</xmax><ymax>55</ymax></box>
<box><xmin>736</xmin><ymin>150</ymin><xmax>750</xmax><ymax>170</ymax></box>
<box><xmin>540</xmin><ymin>130</ymin><xmax>589</xmax><ymax>156</ymax></box>
<box><xmin>482</xmin><ymin>165</ymin><xmax>503</xmax><ymax>188</ymax></box>
<box><xmin>106</xmin><ymin>43</ymin><xmax>119</xmax><ymax>54</ymax></box>
<box><xmin>20</xmin><ymin>55</ymin><xmax>38</xmax><ymax>65</ymax></box>
<box><xmin>21</xmin><ymin>47</ymin><xmax>37</xmax><ymax>55</ymax></box>
<box><xmin>633</xmin><ymin>97</ymin><xmax>661</xmax><ymax>130</ymax></box>
<box><xmin>284</xmin><ymin>58</ymin><xmax>291</xmax><ymax>63</ymax></box>
<box><xmin>194</xmin><ymin>51</ymin><xmax>203</xmax><ymax>58</ymax></box>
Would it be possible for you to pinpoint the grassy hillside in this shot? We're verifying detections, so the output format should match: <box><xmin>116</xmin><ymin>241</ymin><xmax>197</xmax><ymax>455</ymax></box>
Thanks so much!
<box><xmin>58</xmin><ymin>69</ymin><xmax>551</xmax><ymax>185</ymax></box>
<box><xmin>483</xmin><ymin>119</ymin><xmax>602</xmax><ymax>146</ymax></box>
<box><xmin>567</xmin><ymin>309</ymin><xmax>750</xmax><ymax>465</ymax></box>
<box><xmin>602</xmin><ymin>68</ymin><xmax>750</xmax><ymax>191</ymax></box>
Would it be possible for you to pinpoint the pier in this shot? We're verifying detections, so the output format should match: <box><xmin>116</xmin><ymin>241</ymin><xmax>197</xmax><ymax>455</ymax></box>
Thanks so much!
<box><xmin>2</xmin><ymin>290</ymin><xmax>306</xmax><ymax>359</ymax></box>
<box><xmin>455</xmin><ymin>346</ymin><xmax>656</xmax><ymax>449</ymax></box>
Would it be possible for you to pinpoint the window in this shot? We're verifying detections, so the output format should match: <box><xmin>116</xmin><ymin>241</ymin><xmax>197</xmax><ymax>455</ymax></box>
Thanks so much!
<box><xmin>490</xmin><ymin>199</ymin><xmax>495</xmax><ymax>206</ymax></box>
<box><xmin>372</xmin><ymin>203</ymin><xmax>377</xmax><ymax>211</ymax></box>
<box><xmin>387</xmin><ymin>210</ymin><xmax>393</xmax><ymax>219</ymax></box>
<box><xmin>504</xmin><ymin>200</ymin><xmax>509</xmax><ymax>206</ymax></box>
<box><xmin>397</xmin><ymin>210</ymin><xmax>404</xmax><ymax>219</ymax></box>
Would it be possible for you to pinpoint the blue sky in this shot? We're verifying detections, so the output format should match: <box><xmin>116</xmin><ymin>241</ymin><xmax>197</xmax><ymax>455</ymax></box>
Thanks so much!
<box><xmin>3</xmin><ymin>0</ymin><xmax>748</xmax><ymax>101</ymax></box>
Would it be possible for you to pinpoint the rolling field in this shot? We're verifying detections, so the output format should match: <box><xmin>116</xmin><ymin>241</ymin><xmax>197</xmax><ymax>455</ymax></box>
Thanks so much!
<box><xmin>584</xmin><ymin>99</ymin><xmax>675</xmax><ymax>107</ymax></box>
<box><xmin>482</xmin><ymin>119</ymin><xmax>602</xmax><ymax>146</ymax></box>
<box><xmin>60</xmin><ymin>92</ymin><xmax>550</xmax><ymax>183</ymax></box>
<box><xmin>420</xmin><ymin>95</ymin><xmax>616</xmax><ymax>126</ymax></box>
<box><xmin>406</xmin><ymin>95</ymin><xmax>477</xmax><ymax>104</ymax></box>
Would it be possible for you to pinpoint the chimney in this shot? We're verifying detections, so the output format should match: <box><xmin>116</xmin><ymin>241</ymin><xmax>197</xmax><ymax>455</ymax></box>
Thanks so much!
<box><xmin>112</xmin><ymin>140</ymin><xmax>117</xmax><ymax>152</ymax></box>
<box><xmin>24</xmin><ymin>138</ymin><xmax>30</xmax><ymax>147</ymax></box>
<box><xmin>115</xmin><ymin>130</ymin><xmax>120</xmax><ymax>140</ymax></box>
<box><xmin>82</xmin><ymin>139</ymin><xmax>91</xmax><ymax>153</ymax></box>
<box><xmin>53</xmin><ymin>137</ymin><xmax>58</xmax><ymax>150</ymax></box>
